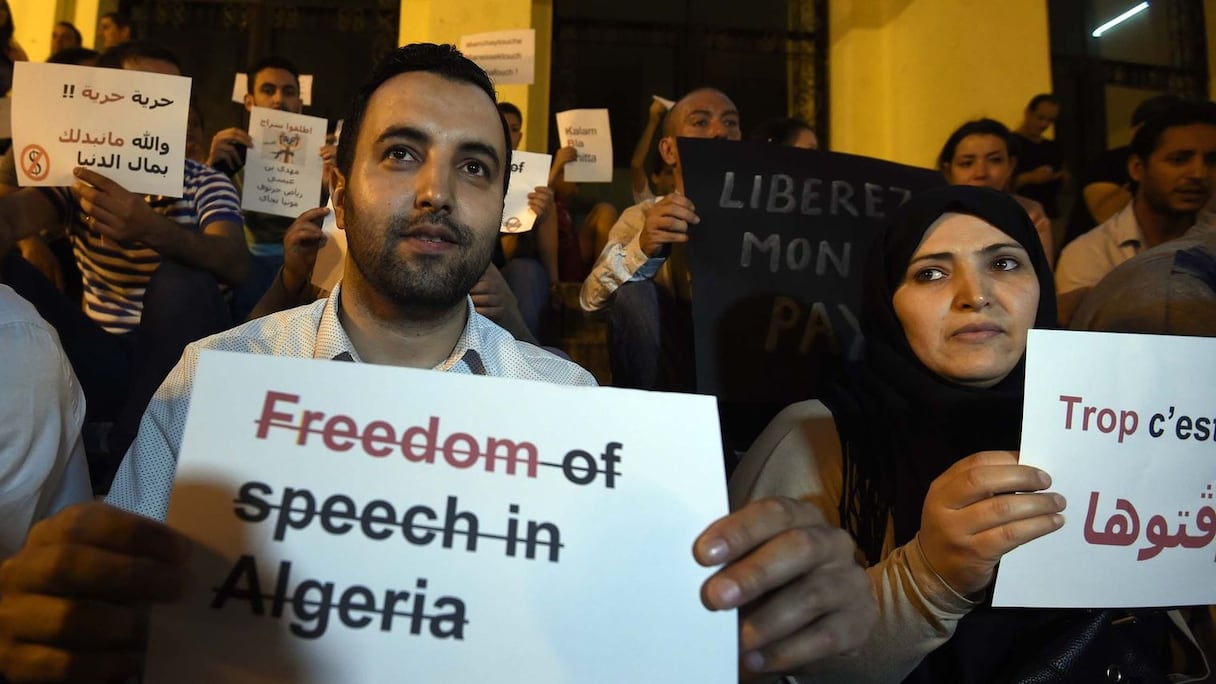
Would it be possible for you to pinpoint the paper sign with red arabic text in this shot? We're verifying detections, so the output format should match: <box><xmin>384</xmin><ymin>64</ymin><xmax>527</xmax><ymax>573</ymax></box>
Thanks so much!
<box><xmin>12</xmin><ymin>62</ymin><xmax>191</xmax><ymax>197</ymax></box>
<box><xmin>144</xmin><ymin>350</ymin><xmax>734</xmax><ymax>682</ymax></box>
<box><xmin>994</xmin><ymin>330</ymin><xmax>1216</xmax><ymax>608</ymax></box>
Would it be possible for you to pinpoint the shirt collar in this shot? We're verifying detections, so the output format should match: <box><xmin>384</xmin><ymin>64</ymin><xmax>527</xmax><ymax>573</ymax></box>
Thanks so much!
<box><xmin>314</xmin><ymin>283</ymin><xmax>362</xmax><ymax>362</ymax></box>
<box><xmin>1114</xmin><ymin>201</ymin><xmax>1147</xmax><ymax>248</ymax></box>
<box><xmin>314</xmin><ymin>283</ymin><xmax>485</xmax><ymax>372</ymax></box>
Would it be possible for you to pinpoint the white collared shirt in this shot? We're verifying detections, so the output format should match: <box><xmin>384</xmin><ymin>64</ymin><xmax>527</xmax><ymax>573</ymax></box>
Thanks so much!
<box><xmin>106</xmin><ymin>283</ymin><xmax>596</xmax><ymax>521</ymax></box>
<box><xmin>1056</xmin><ymin>199</ymin><xmax>1145</xmax><ymax>295</ymax></box>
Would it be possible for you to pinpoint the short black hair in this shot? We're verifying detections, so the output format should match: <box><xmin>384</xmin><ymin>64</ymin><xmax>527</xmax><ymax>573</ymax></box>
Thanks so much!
<box><xmin>53</xmin><ymin>21</ymin><xmax>83</xmax><ymax>49</ymax></box>
<box><xmin>1026</xmin><ymin>94</ymin><xmax>1059</xmax><ymax>112</ymax></box>
<box><xmin>497</xmin><ymin>102</ymin><xmax>522</xmax><ymax>119</ymax></box>
<box><xmin>750</xmin><ymin>117</ymin><xmax>814</xmax><ymax>146</ymax></box>
<box><xmin>47</xmin><ymin>47</ymin><xmax>98</xmax><ymax>66</ymax></box>
<box><xmin>99</xmin><ymin>11</ymin><xmax>136</xmax><ymax>40</ymax></box>
<box><xmin>337</xmin><ymin>43</ymin><xmax>511</xmax><ymax>196</ymax></box>
<box><xmin>100</xmin><ymin>11</ymin><xmax>134</xmax><ymax>30</ymax></box>
<box><xmin>1131</xmin><ymin>94</ymin><xmax>1185</xmax><ymax>128</ymax></box>
<box><xmin>99</xmin><ymin>41</ymin><xmax>181</xmax><ymax>74</ymax></box>
<box><xmin>247</xmin><ymin>56</ymin><xmax>301</xmax><ymax>93</ymax></box>
<box><xmin>937</xmin><ymin>118</ymin><xmax>1019</xmax><ymax>168</ymax></box>
<box><xmin>1130</xmin><ymin>100</ymin><xmax>1216</xmax><ymax>161</ymax></box>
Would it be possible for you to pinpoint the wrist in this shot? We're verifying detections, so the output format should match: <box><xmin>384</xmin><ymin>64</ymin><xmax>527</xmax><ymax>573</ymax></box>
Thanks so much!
<box><xmin>281</xmin><ymin>266</ymin><xmax>309</xmax><ymax>295</ymax></box>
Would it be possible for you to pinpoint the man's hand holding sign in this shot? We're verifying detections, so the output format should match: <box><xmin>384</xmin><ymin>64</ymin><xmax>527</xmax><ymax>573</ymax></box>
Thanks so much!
<box><xmin>639</xmin><ymin>191</ymin><xmax>699</xmax><ymax>257</ymax></box>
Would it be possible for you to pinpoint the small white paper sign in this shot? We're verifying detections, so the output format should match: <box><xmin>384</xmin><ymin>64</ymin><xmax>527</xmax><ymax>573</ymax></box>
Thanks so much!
<box><xmin>144</xmin><ymin>351</ymin><xmax>734</xmax><ymax>683</ymax></box>
<box><xmin>458</xmin><ymin>29</ymin><xmax>535</xmax><ymax>85</ymax></box>
<box><xmin>241</xmin><ymin>106</ymin><xmax>327</xmax><ymax>219</ymax></box>
<box><xmin>311</xmin><ymin>195</ymin><xmax>345</xmax><ymax>292</ymax></box>
<box><xmin>554</xmin><ymin>109</ymin><xmax>613</xmax><ymax>183</ymax></box>
<box><xmin>12</xmin><ymin>62</ymin><xmax>191</xmax><ymax>196</ymax></box>
<box><xmin>501</xmin><ymin>150</ymin><xmax>551</xmax><ymax>233</ymax></box>
<box><xmin>653</xmin><ymin>95</ymin><xmax>675</xmax><ymax>110</ymax></box>
<box><xmin>232</xmin><ymin>73</ymin><xmax>314</xmax><ymax>107</ymax></box>
<box><xmin>993</xmin><ymin>330</ymin><xmax>1216</xmax><ymax>608</ymax></box>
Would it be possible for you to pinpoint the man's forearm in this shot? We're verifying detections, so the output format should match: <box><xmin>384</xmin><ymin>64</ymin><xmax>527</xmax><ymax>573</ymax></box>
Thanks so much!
<box><xmin>139</xmin><ymin>217</ymin><xmax>250</xmax><ymax>285</ymax></box>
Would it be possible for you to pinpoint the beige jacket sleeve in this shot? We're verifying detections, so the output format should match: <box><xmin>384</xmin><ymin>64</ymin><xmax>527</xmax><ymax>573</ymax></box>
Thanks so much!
<box><xmin>729</xmin><ymin>400</ymin><xmax>978</xmax><ymax>684</ymax></box>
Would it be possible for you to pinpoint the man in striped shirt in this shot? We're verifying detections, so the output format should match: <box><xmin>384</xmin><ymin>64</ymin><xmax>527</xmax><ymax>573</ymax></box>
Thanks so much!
<box><xmin>0</xmin><ymin>42</ymin><xmax>249</xmax><ymax>473</ymax></box>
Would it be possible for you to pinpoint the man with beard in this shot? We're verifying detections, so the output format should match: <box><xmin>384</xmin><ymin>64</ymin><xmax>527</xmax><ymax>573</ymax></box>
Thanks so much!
<box><xmin>1056</xmin><ymin>101</ymin><xmax>1216</xmax><ymax>324</ymax></box>
<box><xmin>0</xmin><ymin>45</ymin><xmax>875</xmax><ymax>683</ymax></box>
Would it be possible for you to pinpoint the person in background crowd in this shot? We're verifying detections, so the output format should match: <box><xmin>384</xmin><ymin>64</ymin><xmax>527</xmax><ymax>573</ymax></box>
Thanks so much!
<box><xmin>938</xmin><ymin>118</ymin><xmax>1054</xmax><ymax>265</ymax></box>
<box><xmin>95</xmin><ymin>11</ymin><xmax>133</xmax><ymax>51</ymax></box>
<box><xmin>1072</xmin><ymin>193</ymin><xmax>1216</xmax><ymax>336</ymax></box>
<box><xmin>495</xmin><ymin>101</ymin><xmax>557</xmax><ymax>341</ymax></box>
<box><xmin>0</xmin><ymin>42</ymin><xmax>248</xmax><ymax>484</ymax></box>
<box><xmin>50</xmin><ymin>21</ymin><xmax>83</xmax><ymax>56</ymax></box>
<box><xmin>580</xmin><ymin>86</ymin><xmax>741</xmax><ymax>390</ymax></box>
<box><xmin>1011</xmin><ymin>94</ymin><xmax>1067</xmax><ymax>232</ymax></box>
<box><xmin>0</xmin><ymin>47</ymin><xmax>100</xmax><ymax>302</ymax></box>
<box><xmin>1056</xmin><ymin>101</ymin><xmax>1216</xmax><ymax>325</ymax></box>
<box><xmin>1063</xmin><ymin>94</ymin><xmax>1185</xmax><ymax>248</ymax></box>
<box><xmin>750</xmin><ymin>116</ymin><xmax>818</xmax><ymax>150</ymax></box>
<box><xmin>548</xmin><ymin>143</ymin><xmax>618</xmax><ymax>284</ymax></box>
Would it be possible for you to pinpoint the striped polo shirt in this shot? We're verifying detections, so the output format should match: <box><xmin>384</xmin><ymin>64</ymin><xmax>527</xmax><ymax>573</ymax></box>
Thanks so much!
<box><xmin>45</xmin><ymin>160</ymin><xmax>243</xmax><ymax>334</ymax></box>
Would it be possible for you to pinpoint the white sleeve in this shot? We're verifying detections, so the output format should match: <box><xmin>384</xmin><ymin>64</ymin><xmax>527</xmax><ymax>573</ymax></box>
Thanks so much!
<box><xmin>0</xmin><ymin>314</ymin><xmax>92</xmax><ymax>558</ymax></box>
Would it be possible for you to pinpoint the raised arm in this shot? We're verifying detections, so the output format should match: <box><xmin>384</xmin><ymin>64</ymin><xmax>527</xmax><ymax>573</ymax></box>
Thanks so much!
<box><xmin>630</xmin><ymin>99</ymin><xmax>668</xmax><ymax>197</ymax></box>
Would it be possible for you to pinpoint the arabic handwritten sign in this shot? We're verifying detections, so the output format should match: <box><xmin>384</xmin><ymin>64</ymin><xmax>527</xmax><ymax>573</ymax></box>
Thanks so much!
<box><xmin>458</xmin><ymin>29</ymin><xmax>535</xmax><ymax>85</ymax></box>
<box><xmin>554</xmin><ymin>109</ymin><xmax>613</xmax><ymax>183</ymax></box>
<box><xmin>501</xmin><ymin>150</ymin><xmax>551</xmax><ymax>233</ymax></box>
<box><xmin>241</xmin><ymin>106</ymin><xmax>327</xmax><ymax>219</ymax></box>
<box><xmin>12</xmin><ymin>62</ymin><xmax>191</xmax><ymax>196</ymax></box>
<box><xmin>680</xmin><ymin>139</ymin><xmax>942</xmax><ymax>405</ymax></box>
<box><xmin>143</xmin><ymin>350</ymin><xmax>734</xmax><ymax>682</ymax></box>
<box><xmin>993</xmin><ymin>330</ymin><xmax>1216</xmax><ymax>608</ymax></box>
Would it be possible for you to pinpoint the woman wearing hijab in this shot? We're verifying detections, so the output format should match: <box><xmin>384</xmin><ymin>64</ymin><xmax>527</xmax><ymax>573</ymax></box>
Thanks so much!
<box><xmin>939</xmin><ymin>119</ymin><xmax>1055</xmax><ymax>267</ymax></box>
<box><xmin>730</xmin><ymin>186</ymin><xmax>1199</xmax><ymax>682</ymax></box>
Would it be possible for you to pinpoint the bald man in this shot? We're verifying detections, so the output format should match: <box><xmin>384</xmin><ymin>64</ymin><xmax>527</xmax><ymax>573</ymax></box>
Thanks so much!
<box><xmin>579</xmin><ymin>88</ymin><xmax>741</xmax><ymax>390</ymax></box>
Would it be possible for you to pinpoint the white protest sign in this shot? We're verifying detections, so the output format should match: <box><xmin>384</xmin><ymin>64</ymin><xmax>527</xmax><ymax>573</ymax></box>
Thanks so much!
<box><xmin>311</xmin><ymin>195</ymin><xmax>345</xmax><ymax>292</ymax></box>
<box><xmin>555</xmin><ymin>109</ymin><xmax>613</xmax><ymax>183</ymax></box>
<box><xmin>241</xmin><ymin>106</ymin><xmax>327</xmax><ymax>219</ymax></box>
<box><xmin>144</xmin><ymin>350</ymin><xmax>734</xmax><ymax>683</ymax></box>
<box><xmin>653</xmin><ymin>94</ymin><xmax>674</xmax><ymax>110</ymax></box>
<box><xmin>993</xmin><ymin>330</ymin><xmax>1216</xmax><ymax>608</ymax></box>
<box><xmin>501</xmin><ymin>150</ymin><xmax>551</xmax><ymax>233</ymax></box>
<box><xmin>458</xmin><ymin>29</ymin><xmax>535</xmax><ymax>85</ymax></box>
<box><xmin>232</xmin><ymin>73</ymin><xmax>314</xmax><ymax>106</ymax></box>
<box><xmin>12</xmin><ymin>62</ymin><xmax>191</xmax><ymax>196</ymax></box>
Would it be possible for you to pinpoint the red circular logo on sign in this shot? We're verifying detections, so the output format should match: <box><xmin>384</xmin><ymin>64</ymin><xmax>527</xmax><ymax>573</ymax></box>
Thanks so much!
<box><xmin>20</xmin><ymin>144</ymin><xmax>50</xmax><ymax>181</ymax></box>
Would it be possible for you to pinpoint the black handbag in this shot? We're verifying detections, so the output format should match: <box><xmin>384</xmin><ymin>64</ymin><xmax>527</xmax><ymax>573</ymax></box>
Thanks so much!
<box><xmin>1004</xmin><ymin>610</ymin><xmax>1171</xmax><ymax>684</ymax></box>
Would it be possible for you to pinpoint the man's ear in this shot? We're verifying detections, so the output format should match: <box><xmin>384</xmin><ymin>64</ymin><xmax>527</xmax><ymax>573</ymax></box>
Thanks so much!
<box><xmin>1128</xmin><ymin>154</ymin><xmax>1144</xmax><ymax>185</ymax></box>
<box><xmin>243</xmin><ymin>92</ymin><xmax>254</xmax><ymax>113</ymax></box>
<box><xmin>658</xmin><ymin>136</ymin><xmax>680</xmax><ymax>167</ymax></box>
<box><xmin>332</xmin><ymin>173</ymin><xmax>347</xmax><ymax>231</ymax></box>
